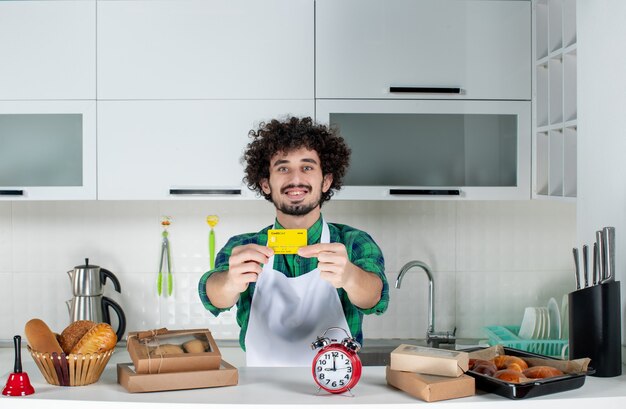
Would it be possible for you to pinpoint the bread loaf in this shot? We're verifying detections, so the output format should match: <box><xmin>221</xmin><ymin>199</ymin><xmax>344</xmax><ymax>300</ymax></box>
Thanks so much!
<box><xmin>523</xmin><ymin>365</ymin><xmax>564</xmax><ymax>379</ymax></box>
<box><xmin>70</xmin><ymin>323</ymin><xmax>117</xmax><ymax>354</ymax></box>
<box><xmin>24</xmin><ymin>318</ymin><xmax>63</xmax><ymax>354</ymax></box>
<box><xmin>59</xmin><ymin>320</ymin><xmax>96</xmax><ymax>354</ymax></box>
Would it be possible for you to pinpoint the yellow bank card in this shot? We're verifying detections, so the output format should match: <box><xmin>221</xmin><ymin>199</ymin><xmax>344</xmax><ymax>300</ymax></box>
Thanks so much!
<box><xmin>267</xmin><ymin>229</ymin><xmax>307</xmax><ymax>254</ymax></box>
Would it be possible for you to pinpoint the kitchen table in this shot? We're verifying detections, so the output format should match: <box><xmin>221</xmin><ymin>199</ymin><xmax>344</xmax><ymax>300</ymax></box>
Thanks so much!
<box><xmin>1</xmin><ymin>346</ymin><xmax>626</xmax><ymax>409</ymax></box>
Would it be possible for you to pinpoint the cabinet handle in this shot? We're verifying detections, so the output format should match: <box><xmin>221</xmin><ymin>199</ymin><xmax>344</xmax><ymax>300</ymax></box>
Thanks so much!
<box><xmin>0</xmin><ymin>190</ymin><xmax>24</xmax><ymax>196</ymax></box>
<box><xmin>169</xmin><ymin>189</ymin><xmax>242</xmax><ymax>196</ymax></box>
<box><xmin>389</xmin><ymin>87</ymin><xmax>462</xmax><ymax>94</ymax></box>
<box><xmin>389</xmin><ymin>189</ymin><xmax>461</xmax><ymax>196</ymax></box>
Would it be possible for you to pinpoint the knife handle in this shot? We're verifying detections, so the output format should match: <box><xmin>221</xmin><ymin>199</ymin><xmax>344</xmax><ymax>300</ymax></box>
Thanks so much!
<box><xmin>596</xmin><ymin>230</ymin><xmax>605</xmax><ymax>280</ymax></box>
<box><xmin>593</xmin><ymin>242</ymin><xmax>599</xmax><ymax>285</ymax></box>
<box><xmin>603</xmin><ymin>227</ymin><xmax>615</xmax><ymax>282</ymax></box>
<box><xmin>582</xmin><ymin>245</ymin><xmax>589</xmax><ymax>288</ymax></box>
<box><xmin>572</xmin><ymin>247</ymin><xmax>581</xmax><ymax>290</ymax></box>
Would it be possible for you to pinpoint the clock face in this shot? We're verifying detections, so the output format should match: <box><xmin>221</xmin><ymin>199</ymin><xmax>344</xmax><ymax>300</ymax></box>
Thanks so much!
<box><xmin>312</xmin><ymin>346</ymin><xmax>361</xmax><ymax>393</ymax></box>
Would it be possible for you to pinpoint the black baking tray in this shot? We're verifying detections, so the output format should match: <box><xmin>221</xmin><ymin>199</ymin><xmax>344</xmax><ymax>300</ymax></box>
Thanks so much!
<box><xmin>463</xmin><ymin>346</ymin><xmax>594</xmax><ymax>399</ymax></box>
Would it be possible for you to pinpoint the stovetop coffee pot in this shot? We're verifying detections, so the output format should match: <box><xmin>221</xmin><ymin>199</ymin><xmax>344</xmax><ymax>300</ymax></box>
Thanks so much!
<box><xmin>65</xmin><ymin>258</ymin><xmax>126</xmax><ymax>340</ymax></box>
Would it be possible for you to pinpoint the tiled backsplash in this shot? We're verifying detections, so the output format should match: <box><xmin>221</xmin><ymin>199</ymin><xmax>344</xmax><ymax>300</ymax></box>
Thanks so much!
<box><xmin>0</xmin><ymin>200</ymin><xmax>576</xmax><ymax>341</ymax></box>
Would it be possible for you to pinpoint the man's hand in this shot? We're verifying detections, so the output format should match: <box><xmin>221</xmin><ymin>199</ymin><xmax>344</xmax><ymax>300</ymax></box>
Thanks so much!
<box><xmin>297</xmin><ymin>243</ymin><xmax>355</xmax><ymax>289</ymax></box>
<box><xmin>226</xmin><ymin>244</ymin><xmax>274</xmax><ymax>293</ymax></box>
<box><xmin>206</xmin><ymin>244</ymin><xmax>273</xmax><ymax>309</ymax></box>
<box><xmin>298</xmin><ymin>243</ymin><xmax>383</xmax><ymax>310</ymax></box>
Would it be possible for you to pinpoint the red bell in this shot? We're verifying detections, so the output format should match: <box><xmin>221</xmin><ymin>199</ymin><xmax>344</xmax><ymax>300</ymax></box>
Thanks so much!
<box><xmin>2</xmin><ymin>335</ymin><xmax>35</xmax><ymax>396</ymax></box>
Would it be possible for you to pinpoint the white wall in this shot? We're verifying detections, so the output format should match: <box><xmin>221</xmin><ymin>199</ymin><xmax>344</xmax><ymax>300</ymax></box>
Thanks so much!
<box><xmin>0</xmin><ymin>200</ymin><xmax>575</xmax><ymax>342</ymax></box>
<box><xmin>577</xmin><ymin>0</ymin><xmax>626</xmax><ymax>352</ymax></box>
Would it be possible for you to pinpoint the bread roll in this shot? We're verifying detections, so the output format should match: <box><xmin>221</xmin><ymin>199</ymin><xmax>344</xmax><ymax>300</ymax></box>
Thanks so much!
<box><xmin>24</xmin><ymin>318</ymin><xmax>63</xmax><ymax>354</ymax></box>
<box><xmin>70</xmin><ymin>323</ymin><xmax>117</xmax><ymax>354</ymax></box>
<box><xmin>59</xmin><ymin>320</ymin><xmax>96</xmax><ymax>354</ymax></box>
<box><xmin>149</xmin><ymin>344</ymin><xmax>185</xmax><ymax>356</ymax></box>
<box><xmin>523</xmin><ymin>365</ymin><xmax>564</xmax><ymax>379</ymax></box>
<box><xmin>494</xmin><ymin>369</ymin><xmax>522</xmax><ymax>383</ymax></box>
<box><xmin>183</xmin><ymin>339</ymin><xmax>207</xmax><ymax>353</ymax></box>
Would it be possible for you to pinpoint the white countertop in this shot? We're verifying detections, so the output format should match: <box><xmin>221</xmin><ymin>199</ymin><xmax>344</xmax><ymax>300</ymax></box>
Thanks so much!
<box><xmin>1</xmin><ymin>347</ymin><xmax>626</xmax><ymax>409</ymax></box>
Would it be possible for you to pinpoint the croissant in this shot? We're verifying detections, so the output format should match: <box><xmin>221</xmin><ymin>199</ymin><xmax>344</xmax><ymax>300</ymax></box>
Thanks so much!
<box><xmin>492</xmin><ymin>355</ymin><xmax>529</xmax><ymax>370</ymax></box>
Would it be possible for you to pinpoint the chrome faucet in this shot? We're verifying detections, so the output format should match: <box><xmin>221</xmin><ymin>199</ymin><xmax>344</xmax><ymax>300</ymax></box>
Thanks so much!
<box><xmin>396</xmin><ymin>260</ymin><xmax>456</xmax><ymax>348</ymax></box>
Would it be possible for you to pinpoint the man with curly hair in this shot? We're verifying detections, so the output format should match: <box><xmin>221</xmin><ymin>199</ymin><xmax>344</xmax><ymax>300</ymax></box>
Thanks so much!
<box><xmin>199</xmin><ymin>116</ymin><xmax>388</xmax><ymax>366</ymax></box>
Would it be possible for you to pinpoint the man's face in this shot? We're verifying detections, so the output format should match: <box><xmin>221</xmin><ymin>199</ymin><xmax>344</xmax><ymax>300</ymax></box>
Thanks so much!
<box><xmin>261</xmin><ymin>147</ymin><xmax>333</xmax><ymax>216</ymax></box>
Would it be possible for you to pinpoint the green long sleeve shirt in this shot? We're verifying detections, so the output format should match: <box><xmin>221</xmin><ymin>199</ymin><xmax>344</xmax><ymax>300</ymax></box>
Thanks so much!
<box><xmin>198</xmin><ymin>216</ymin><xmax>388</xmax><ymax>350</ymax></box>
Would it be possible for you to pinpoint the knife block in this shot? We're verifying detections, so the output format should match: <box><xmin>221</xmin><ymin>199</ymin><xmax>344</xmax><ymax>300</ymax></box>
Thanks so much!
<box><xmin>568</xmin><ymin>280</ymin><xmax>622</xmax><ymax>377</ymax></box>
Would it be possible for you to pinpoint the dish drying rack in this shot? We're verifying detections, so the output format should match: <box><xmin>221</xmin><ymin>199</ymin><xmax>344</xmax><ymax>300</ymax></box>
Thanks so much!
<box><xmin>483</xmin><ymin>326</ymin><xmax>568</xmax><ymax>358</ymax></box>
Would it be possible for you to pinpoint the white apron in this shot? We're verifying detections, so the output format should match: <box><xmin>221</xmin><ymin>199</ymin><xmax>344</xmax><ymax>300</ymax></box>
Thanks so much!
<box><xmin>245</xmin><ymin>220</ymin><xmax>351</xmax><ymax>367</ymax></box>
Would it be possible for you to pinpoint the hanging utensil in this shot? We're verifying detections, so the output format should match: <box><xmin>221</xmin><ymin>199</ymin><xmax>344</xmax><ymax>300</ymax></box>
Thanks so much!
<box><xmin>157</xmin><ymin>216</ymin><xmax>173</xmax><ymax>296</ymax></box>
<box><xmin>206</xmin><ymin>215</ymin><xmax>219</xmax><ymax>270</ymax></box>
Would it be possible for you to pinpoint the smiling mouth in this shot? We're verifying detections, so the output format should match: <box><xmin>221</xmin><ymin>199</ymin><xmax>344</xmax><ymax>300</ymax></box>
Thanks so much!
<box><xmin>281</xmin><ymin>185</ymin><xmax>311</xmax><ymax>201</ymax></box>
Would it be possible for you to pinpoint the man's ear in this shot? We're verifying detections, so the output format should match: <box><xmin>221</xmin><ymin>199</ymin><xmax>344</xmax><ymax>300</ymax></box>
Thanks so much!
<box><xmin>261</xmin><ymin>178</ymin><xmax>271</xmax><ymax>194</ymax></box>
<box><xmin>322</xmin><ymin>174</ymin><xmax>333</xmax><ymax>193</ymax></box>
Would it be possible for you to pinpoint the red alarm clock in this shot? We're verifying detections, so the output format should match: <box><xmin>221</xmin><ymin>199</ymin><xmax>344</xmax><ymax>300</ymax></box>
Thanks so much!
<box><xmin>311</xmin><ymin>327</ymin><xmax>362</xmax><ymax>394</ymax></box>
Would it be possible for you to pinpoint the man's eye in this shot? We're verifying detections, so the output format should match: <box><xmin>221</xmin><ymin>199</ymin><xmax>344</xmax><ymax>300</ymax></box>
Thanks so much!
<box><xmin>277</xmin><ymin>167</ymin><xmax>288</xmax><ymax>172</ymax></box>
<box><xmin>303</xmin><ymin>166</ymin><xmax>313</xmax><ymax>171</ymax></box>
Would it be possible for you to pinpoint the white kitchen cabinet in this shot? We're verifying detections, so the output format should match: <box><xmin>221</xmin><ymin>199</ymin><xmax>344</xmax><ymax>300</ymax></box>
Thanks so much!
<box><xmin>0</xmin><ymin>101</ymin><xmax>97</xmax><ymax>200</ymax></box>
<box><xmin>97</xmin><ymin>0</ymin><xmax>314</xmax><ymax>100</ymax></box>
<box><xmin>97</xmin><ymin>100</ymin><xmax>314</xmax><ymax>200</ymax></box>
<box><xmin>533</xmin><ymin>0</ymin><xmax>577</xmax><ymax>200</ymax></box>
<box><xmin>0</xmin><ymin>0</ymin><xmax>96</xmax><ymax>100</ymax></box>
<box><xmin>316</xmin><ymin>99</ymin><xmax>531</xmax><ymax>200</ymax></box>
<box><xmin>316</xmin><ymin>0</ymin><xmax>530</xmax><ymax>100</ymax></box>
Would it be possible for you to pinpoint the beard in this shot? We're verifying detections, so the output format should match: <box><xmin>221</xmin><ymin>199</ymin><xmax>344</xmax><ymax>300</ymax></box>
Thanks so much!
<box><xmin>272</xmin><ymin>182</ymin><xmax>324</xmax><ymax>216</ymax></box>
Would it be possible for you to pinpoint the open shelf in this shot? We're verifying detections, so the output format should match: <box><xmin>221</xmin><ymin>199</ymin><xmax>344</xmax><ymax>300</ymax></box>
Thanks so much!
<box><xmin>563</xmin><ymin>49</ymin><xmax>577</xmax><ymax>122</ymax></box>
<box><xmin>533</xmin><ymin>0</ymin><xmax>576</xmax><ymax>200</ymax></box>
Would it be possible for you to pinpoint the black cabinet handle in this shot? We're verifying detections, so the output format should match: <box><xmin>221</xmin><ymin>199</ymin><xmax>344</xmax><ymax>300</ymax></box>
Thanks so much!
<box><xmin>389</xmin><ymin>189</ymin><xmax>461</xmax><ymax>196</ymax></box>
<box><xmin>0</xmin><ymin>190</ymin><xmax>24</xmax><ymax>196</ymax></box>
<box><xmin>169</xmin><ymin>189</ymin><xmax>241</xmax><ymax>195</ymax></box>
<box><xmin>389</xmin><ymin>87</ymin><xmax>462</xmax><ymax>94</ymax></box>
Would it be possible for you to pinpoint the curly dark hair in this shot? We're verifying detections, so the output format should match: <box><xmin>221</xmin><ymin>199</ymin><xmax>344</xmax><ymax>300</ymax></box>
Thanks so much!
<box><xmin>243</xmin><ymin>116</ymin><xmax>351</xmax><ymax>205</ymax></box>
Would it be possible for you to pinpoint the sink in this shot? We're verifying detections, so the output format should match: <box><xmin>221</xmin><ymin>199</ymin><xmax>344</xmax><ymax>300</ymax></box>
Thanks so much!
<box><xmin>359</xmin><ymin>338</ymin><xmax>481</xmax><ymax>366</ymax></box>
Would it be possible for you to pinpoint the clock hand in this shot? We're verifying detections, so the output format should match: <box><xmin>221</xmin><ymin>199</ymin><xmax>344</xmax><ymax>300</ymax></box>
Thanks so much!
<box><xmin>333</xmin><ymin>356</ymin><xmax>336</xmax><ymax>371</ymax></box>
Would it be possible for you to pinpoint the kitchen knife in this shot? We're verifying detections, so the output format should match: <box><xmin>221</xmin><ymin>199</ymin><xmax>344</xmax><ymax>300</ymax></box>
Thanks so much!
<box><xmin>572</xmin><ymin>247</ymin><xmax>581</xmax><ymax>290</ymax></box>
<box><xmin>593</xmin><ymin>242</ymin><xmax>599</xmax><ymax>285</ymax></box>
<box><xmin>596</xmin><ymin>230</ymin><xmax>605</xmax><ymax>280</ymax></box>
<box><xmin>582</xmin><ymin>244</ymin><xmax>589</xmax><ymax>288</ymax></box>
<box><xmin>601</xmin><ymin>226</ymin><xmax>615</xmax><ymax>283</ymax></box>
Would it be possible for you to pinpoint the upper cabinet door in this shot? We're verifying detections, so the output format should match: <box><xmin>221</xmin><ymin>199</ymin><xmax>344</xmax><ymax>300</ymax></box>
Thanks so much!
<box><xmin>97</xmin><ymin>0</ymin><xmax>314</xmax><ymax>100</ymax></box>
<box><xmin>97</xmin><ymin>100</ymin><xmax>314</xmax><ymax>200</ymax></box>
<box><xmin>316</xmin><ymin>0</ymin><xmax>530</xmax><ymax>100</ymax></box>
<box><xmin>0</xmin><ymin>101</ymin><xmax>97</xmax><ymax>200</ymax></box>
<box><xmin>0</xmin><ymin>0</ymin><xmax>96</xmax><ymax>100</ymax></box>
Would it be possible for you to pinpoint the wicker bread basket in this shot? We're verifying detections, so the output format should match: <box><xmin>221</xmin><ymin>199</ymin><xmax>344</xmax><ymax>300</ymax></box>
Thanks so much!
<box><xmin>28</xmin><ymin>346</ymin><xmax>114</xmax><ymax>386</ymax></box>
